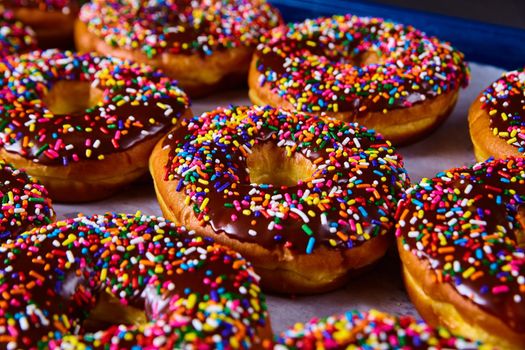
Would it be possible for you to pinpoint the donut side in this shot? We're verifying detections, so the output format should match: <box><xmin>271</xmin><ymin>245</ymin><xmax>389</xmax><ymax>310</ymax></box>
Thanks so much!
<box><xmin>398</xmin><ymin>240</ymin><xmax>525</xmax><ymax>349</ymax></box>
<box><xmin>0</xmin><ymin>108</ymin><xmax>192</xmax><ymax>203</ymax></box>
<box><xmin>468</xmin><ymin>98</ymin><xmax>520</xmax><ymax>162</ymax></box>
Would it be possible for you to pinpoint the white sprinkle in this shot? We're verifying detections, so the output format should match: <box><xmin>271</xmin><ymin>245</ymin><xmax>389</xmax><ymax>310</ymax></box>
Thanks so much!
<box><xmin>130</xmin><ymin>237</ymin><xmax>144</xmax><ymax>245</ymax></box>
<box><xmin>66</xmin><ymin>251</ymin><xmax>75</xmax><ymax>264</ymax></box>
<box><xmin>19</xmin><ymin>317</ymin><xmax>29</xmax><ymax>331</ymax></box>
<box><xmin>184</xmin><ymin>247</ymin><xmax>196</xmax><ymax>255</ymax></box>
<box><xmin>301</xmin><ymin>189</ymin><xmax>311</xmax><ymax>200</ymax></box>
<box><xmin>320</xmin><ymin>213</ymin><xmax>327</xmax><ymax>226</ymax></box>
<box><xmin>469</xmin><ymin>219</ymin><xmax>487</xmax><ymax>226</ymax></box>
<box><xmin>146</xmin><ymin>252</ymin><xmax>156</xmax><ymax>262</ymax></box>
<box><xmin>192</xmin><ymin>319</ymin><xmax>203</xmax><ymax>331</ymax></box>
<box><xmin>290</xmin><ymin>207</ymin><xmax>309</xmax><ymax>223</ymax></box>
<box><xmin>408</xmin><ymin>231</ymin><xmax>419</xmax><ymax>238</ymax></box>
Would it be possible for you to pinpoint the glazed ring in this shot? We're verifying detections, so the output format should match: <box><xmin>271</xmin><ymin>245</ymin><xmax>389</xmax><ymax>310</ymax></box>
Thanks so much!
<box><xmin>249</xmin><ymin>14</ymin><xmax>470</xmax><ymax>145</ymax></box>
<box><xmin>0</xmin><ymin>49</ymin><xmax>191</xmax><ymax>202</ymax></box>
<box><xmin>150</xmin><ymin>105</ymin><xmax>409</xmax><ymax>294</ymax></box>
<box><xmin>0</xmin><ymin>212</ymin><xmax>272</xmax><ymax>349</ymax></box>
<box><xmin>0</xmin><ymin>10</ymin><xmax>37</xmax><ymax>56</ymax></box>
<box><xmin>1</xmin><ymin>0</ymin><xmax>81</xmax><ymax>49</ymax></box>
<box><xmin>469</xmin><ymin>68</ymin><xmax>525</xmax><ymax>161</ymax></box>
<box><xmin>273</xmin><ymin>309</ymin><xmax>481</xmax><ymax>349</ymax></box>
<box><xmin>0</xmin><ymin>159</ymin><xmax>54</xmax><ymax>239</ymax></box>
<box><xmin>75</xmin><ymin>0</ymin><xmax>282</xmax><ymax>97</ymax></box>
<box><xmin>395</xmin><ymin>157</ymin><xmax>525</xmax><ymax>349</ymax></box>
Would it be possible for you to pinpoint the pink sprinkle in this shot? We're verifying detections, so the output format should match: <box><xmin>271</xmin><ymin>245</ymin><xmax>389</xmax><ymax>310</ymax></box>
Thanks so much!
<box><xmin>492</xmin><ymin>285</ymin><xmax>509</xmax><ymax>294</ymax></box>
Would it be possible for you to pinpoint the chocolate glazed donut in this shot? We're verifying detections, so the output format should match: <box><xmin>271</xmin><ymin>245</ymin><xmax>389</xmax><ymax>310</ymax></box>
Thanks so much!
<box><xmin>0</xmin><ymin>50</ymin><xmax>191</xmax><ymax>202</ymax></box>
<box><xmin>274</xmin><ymin>309</ymin><xmax>481</xmax><ymax>349</ymax></box>
<box><xmin>469</xmin><ymin>68</ymin><xmax>525</xmax><ymax>161</ymax></box>
<box><xmin>396</xmin><ymin>157</ymin><xmax>525</xmax><ymax>349</ymax></box>
<box><xmin>0</xmin><ymin>213</ymin><xmax>272</xmax><ymax>349</ymax></box>
<box><xmin>0</xmin><ymin>10</ymin><xmax>37</xmax><ymax>56</ymax></box>
<box><xmin>76</xmin><ymin>0</ymin><xmax>282</xmax><ymax>97</ymax></box>
<box><xmin>1</xmin><ymin>0</ymin><xmax>83</xmax><ymax>48</ymax></box>
<box><xmin>249</xmin><ymin>15</ymin><xmax>469</xmax><ymax>145</ymax></box>
<box><xmin>150</xmin><ymin>105</ymin><xmax>409</xmax><ymax>294</ymax></box>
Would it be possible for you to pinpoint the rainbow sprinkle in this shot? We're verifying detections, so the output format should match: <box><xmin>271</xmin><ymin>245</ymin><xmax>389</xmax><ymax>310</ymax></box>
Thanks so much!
<box><xmin>0</xmin><ymin>10</ymin><xmax>36</xmax><ymax>57</ymax></box>
<box><xmin>274</xmin><ymin>309</ymin><xmax>482</xmax><ymax>349</ymax></box>
<box><xmin>79</xmin><ymin>0</ymin><xmax>282</xmax><ymax>57</ymax></box>
<box><xmin>481</xmin><ymin>68</ymin><xmax>525</xmax><ymax>152</ymax></box>
<box><xmin>0</xmin><ymin>212</ymin><xmax>269</xmax><ymax>348</ymax></box>
<box><xmin>395</xmin><ymin>157</ymin><xmax>525</xmax><ymax>332</ymax></box>
<box><xmin>0</xmin><ymin>160</ymin><xmax>53</xmax><ymax>239</ymax></box>
<box><xmin>0</xmin><ymin>50</ymin><xmax>190</xmax><ymax>165</ymax></box>
<box><xmin>163</xmin><ymin>105</ymin><xmax>408</xmax><ymax>254</ymax></box>
<box><xmin>255</xmin><ymin>15</ymin><xmax>469</xmax><ymax>116</ymax></box>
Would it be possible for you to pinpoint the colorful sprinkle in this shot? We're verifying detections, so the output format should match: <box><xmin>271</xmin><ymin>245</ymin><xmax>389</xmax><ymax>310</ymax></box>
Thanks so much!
<box><xmin>273</xmin><ymin>309</ymin><xmax>482</xmax><ymax>349</ymax></box>
<box><xmin>0</xmin><ymin>212</ymin><xmax>269</xmax><ymax>348</ymax></box>
<box><xmin>0</xmin><ymin>160</ymin><xmax>54</xmax><ymax>239</ymax></box>
<box><xmin>0</xmin><ymin>10</ymin><xmax>36</xmax><ymax>56</ymax></box>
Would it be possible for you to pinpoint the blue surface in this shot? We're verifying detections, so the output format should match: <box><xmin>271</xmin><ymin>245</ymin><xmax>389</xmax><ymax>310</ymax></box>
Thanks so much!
<box><xmin>269</xmin><ymin>0</ymin><xmax>525</xmax><ymax>70</ymax></box>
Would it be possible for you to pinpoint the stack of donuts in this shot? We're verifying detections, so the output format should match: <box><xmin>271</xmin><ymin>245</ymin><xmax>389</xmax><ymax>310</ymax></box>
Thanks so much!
<box><xmin>0</xmin><ymin>0</ymin><xmax>523</xmax><ymax>348</ymax></box>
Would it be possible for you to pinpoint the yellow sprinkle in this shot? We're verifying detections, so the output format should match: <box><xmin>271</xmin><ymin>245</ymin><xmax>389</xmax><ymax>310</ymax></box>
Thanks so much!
<box><xmin>62</xmin><ymin>234</ymin><xmax>76</xmax><ymax>246</ymax></box>
<box><xmin>199</xmin><ymin>198</ymin><xmax>209</xmax><ymax>211</ymax></box>
<box><xmin>462</xmin><ymin>266</ymin><xmax>475</xmax><ymax>279</ymax></box>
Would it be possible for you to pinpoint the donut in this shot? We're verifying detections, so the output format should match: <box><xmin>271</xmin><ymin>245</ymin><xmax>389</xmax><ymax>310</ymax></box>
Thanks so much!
<box><xmin>469</xmin><ymin>68</ymin><xmax>525</xmax><ymax>161</ymax></box>
<box><xmin>0</xmin><ymin>10</ymin><xmax>37</xmax><ymax>56</ymax></box>
<box><xmin>75</xmin><ymin>0</ymin><xmax>282</xmax><ymax>97</ymax></box>
<box><xmin>0</xmin><ymin>0</ymin><xmax>82</xmax><ymax>49</ymax></box>
<box><xmin>273</xmin><ymin>309</ymin><xmax>481</xmax><ymax>349</ymax></box>
<box><xmin>0</xmin><ymin>212</ymin><xmax>272</xmax><ymax>349</ymax></box>
<box><xmin>248</xmin><ymin>15</ymin><xmax>470</xmax><ymax>145</ymax></box>
<box><xmin>0</xmin><ymin>160</ymin><xmax>54</xmax><ymax>239</ymax></box>
<box><xmin>150</xmin><ymin>105</ymin><xmax>409</xmax><ymax>293</ymax></box>
<box><xmin>0</xmin><ymin>49</ymin><xmax>191</xmax><ymax>202</ymax></box>
<box><xmin>395</xmin><ymin>157</ymin><xmax>525</xmax><ymax>349</ymax></box>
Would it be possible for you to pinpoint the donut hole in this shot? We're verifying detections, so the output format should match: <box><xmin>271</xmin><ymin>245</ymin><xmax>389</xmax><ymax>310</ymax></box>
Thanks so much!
<box><xmin>515</xmin><ymin>207</ymin><xmax>525</xmax><ymax>247</ymax></box>
<box><xmin>311</xmin><ymin>46</ymin><xmax>384</xmax><ymax>67</ymax></box>
<box><xmin>44</xmin><ymin>80</ymin><xmax>103</xmax><ymax>115</ymax></box>
<box><xmin>246</xmin><ymin>142</ymin><xmax>316</xmax><ymax>186</ymax></box>
<box><xmin>83</xmin><ymin>290</ymin><xmax>147</xmax><ymax>331</ymax></box>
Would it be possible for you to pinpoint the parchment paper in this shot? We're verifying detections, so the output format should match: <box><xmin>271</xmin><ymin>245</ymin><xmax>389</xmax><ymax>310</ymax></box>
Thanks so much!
<box><xmin>53</xmin><ymin>62</ymin><xmax>504</xmax><ymax>332</ymax></box>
